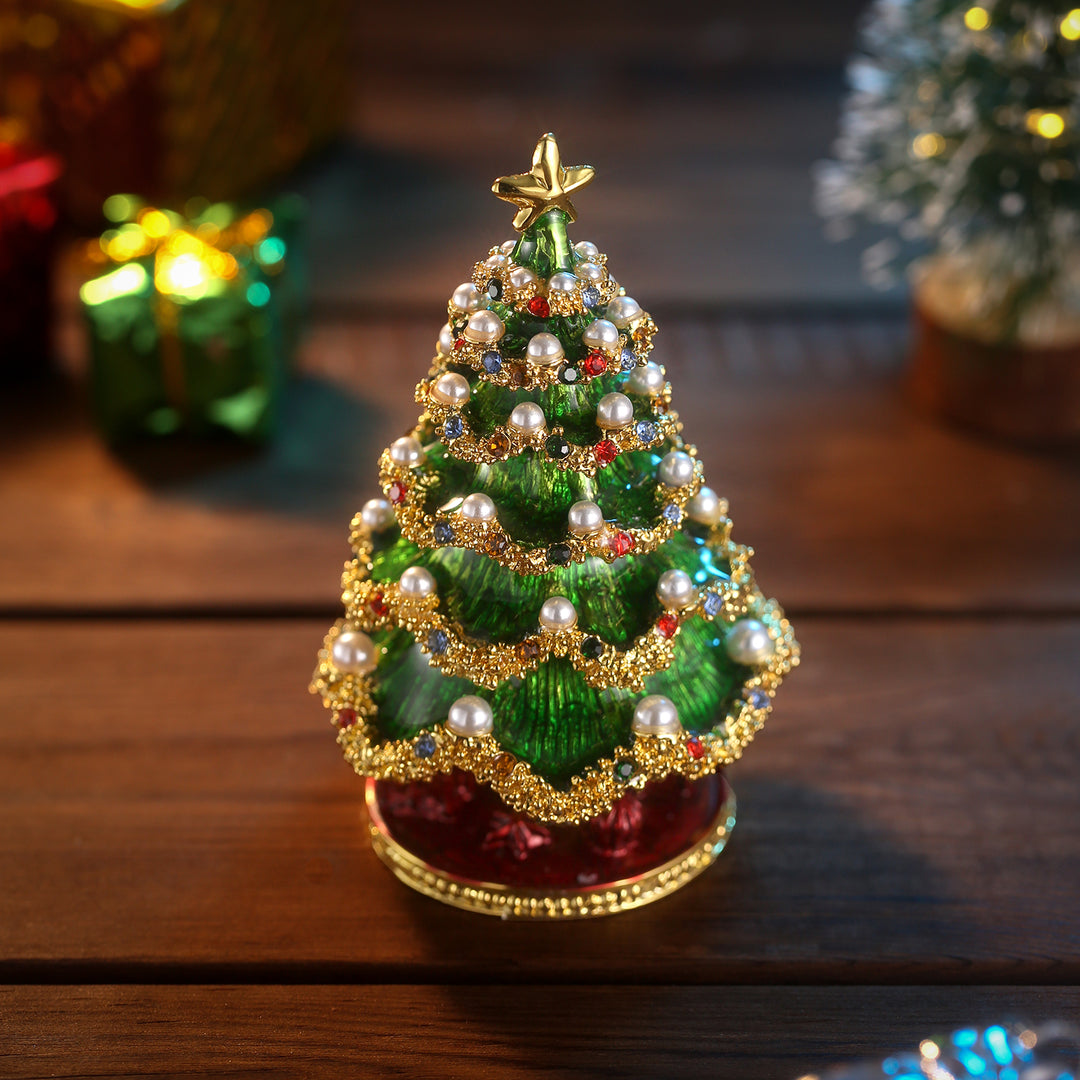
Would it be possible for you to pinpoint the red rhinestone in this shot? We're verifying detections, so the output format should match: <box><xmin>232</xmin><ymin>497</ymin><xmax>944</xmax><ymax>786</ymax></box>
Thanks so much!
<box><xmin>453</xmin><ymin>338</ymin><xmax>465</xmax><ymax>351</ymax></box>
<box><xmin>369</xmin><ymin>591</ymin><xmax>388</xmax><ymax>617</ymax></box>
<box><xmin>609</xmin><ymin>530</ymin><xmax>634</xmax><ymax>557</ymax></box>
<box><xmin>686</xmin><ymin>736</ymin><xmax>705</xmax><ymax>760</ymax></box>
<box><xmin>656</xmin><ymin>612</ymin><xmax>679</xmax><ymax>639</ymax></box>
<box><xmin>527</xmin><ymin>296</ymin><xmax>550</xmax><ymax>318</ymax></box>
<box><xmin>338</xmin><ymin>708</ymin><xmax>357</xmax><ymax>728</ymax></box>
<box><xmin>595</xmin><ymin>439</ymin><xmax>618</xmax><ymax>466</ymax></box>
<box><xmin>388</xmin><ymin>481</ymin><xmax>407</xmax><ymax>505</ymax></box>
<box><xmin>582</xmin><ymin>350</ymin><xmax>607</xmax><ymax>377</ymax></box>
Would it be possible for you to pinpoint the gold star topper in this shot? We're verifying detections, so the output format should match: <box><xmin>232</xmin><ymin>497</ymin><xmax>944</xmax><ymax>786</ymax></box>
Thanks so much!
<box><xmin>492</xmin><ymin>133</ymin><xmax>595</xmax><ymax>232</ymax></box>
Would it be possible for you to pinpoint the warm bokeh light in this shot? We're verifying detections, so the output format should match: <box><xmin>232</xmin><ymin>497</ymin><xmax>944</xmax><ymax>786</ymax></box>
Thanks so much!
<box><xmin>158</xmin><ymin>251</ymin><xmax>208</xmax><ymax>295</ymax></box>
<box><xmin>920</xmin><ymin>1039</ymin><xmax>940</xmax><ymax>1059</ymax></box>
<box><xmin>912</xmin><ymin>132</ymin><xmax>946</xmax><ymax>158</ymax></box>
<box><xmin>102</xmin><ymin>194</ymin><xmax>138</xmax><ymax>223</ymax></box>
<box><xmin>139</xmin><ymin>209</ymin><xmax>171</xmax><ymax>239</ymax></box>
<box><xmin>195</xmin><ymin>221</ymin><xmax>221</xmax><ymax>244</ymax></box>
<box><xmin>237</xmin><ymin>210</ymin><xmax>273</xmax><ymax>245</ymax></box>
<box><xmin>964</xmin><ymin>6</ymin><xmax>990</xmax><ymax>30</ymax></box>
<box><xmin>77</xmin><ymin>0</ymin><xmax>183</xmax><ymax>10</ymax></box>
<box><xmin>1027</xmin><ymin>109</ymin><xmax>1066</xmax><ymax>138</ymax></box>
<box><xmin>150</xmin><ymin>229</ymin><xmax>240</xmax><ymax>299</ymax></box>
<box><xmin>105</xmin><ymin>224</ymin><xmax>150</xmax><ymax>261</ymax></box>
<box><xmin>1061</xmin><ymin>8</ymin><xmax>1080</xmax><ymax>39</ymax></box>
<box><xmin>80</xmin><ymin>263</ymin><xmax>148</xmax><ymax>305</ymax></box>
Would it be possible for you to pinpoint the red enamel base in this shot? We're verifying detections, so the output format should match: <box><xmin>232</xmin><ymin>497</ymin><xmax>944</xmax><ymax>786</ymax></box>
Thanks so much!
<box><xmin>365</xmin><ymin>769</ymin><xmax>736</xmax><ymax>918</ymax></box>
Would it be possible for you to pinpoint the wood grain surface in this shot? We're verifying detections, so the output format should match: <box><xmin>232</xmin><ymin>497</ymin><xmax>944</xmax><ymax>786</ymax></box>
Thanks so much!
<box><xmin>2</xmin><ymin>617</ymin><xmax>1076</xmax><ymax>984</ymax></box>
<box><xmin>4</xmin><ymin>316</ymin><xmax>1078</xmax><ymax>614</ymax></box>
<box><xmin>2</xmin><ymin>986</ymin><xmax>1076</xmax><ymax>1080</ymax></box>
<box><xmin>4</xmin><ymin>42</ymin><xmax>1080</xmax><ymax>1074</ymax></box>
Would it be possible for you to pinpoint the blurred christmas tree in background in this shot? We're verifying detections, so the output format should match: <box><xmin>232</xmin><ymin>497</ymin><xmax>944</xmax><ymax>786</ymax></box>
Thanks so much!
<box><xmin>816</xmin><ymin>0</ymin><xmax>1080</xmax><ymax>345</ymax></box>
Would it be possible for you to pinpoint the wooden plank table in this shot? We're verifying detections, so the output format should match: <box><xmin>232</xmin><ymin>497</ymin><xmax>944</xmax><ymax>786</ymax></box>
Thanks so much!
<box><xmin>3</xmin><ymin>56</ymin><xmax>1080</xmax><ymax>1070</ymax></box>
<box><xmin>2</xmin><ymin>309</ymin><xmax>1078</xmax><ymax>1078</ymax></box>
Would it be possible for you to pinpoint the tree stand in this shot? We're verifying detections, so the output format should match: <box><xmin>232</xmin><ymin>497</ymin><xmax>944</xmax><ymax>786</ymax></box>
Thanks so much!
<box><xmin>366</xmin><ymin>770</ymin><xmax>736</xmax><ymax>918</ymax></box>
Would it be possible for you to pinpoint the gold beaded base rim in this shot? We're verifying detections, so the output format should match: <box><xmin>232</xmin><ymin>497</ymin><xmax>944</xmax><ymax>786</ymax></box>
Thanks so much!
<box><xmin>364</xmin><ymin>777</ymin><xmax>737</xmax><ymax>919</ymax></box>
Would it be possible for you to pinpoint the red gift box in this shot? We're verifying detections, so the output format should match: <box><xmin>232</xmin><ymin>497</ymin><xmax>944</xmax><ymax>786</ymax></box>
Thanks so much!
<box><xmin>0</xmin><ymin>129</ymin><xmax>62</xmax><ymax>378</ymax></box>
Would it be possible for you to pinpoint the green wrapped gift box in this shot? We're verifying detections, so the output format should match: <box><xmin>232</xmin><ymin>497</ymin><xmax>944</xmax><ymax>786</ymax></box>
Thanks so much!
<box><xmin>80</xmin><ymin>194</ymin><xmax>305</xmax><ymax>443</ymax></box>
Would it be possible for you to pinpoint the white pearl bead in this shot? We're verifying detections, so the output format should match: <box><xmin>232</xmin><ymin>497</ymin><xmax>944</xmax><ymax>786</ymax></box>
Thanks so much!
<box><xmin>625</xmin><ymin>362</ymin><xmax>665</xmax><ymax>395</ymax></box>
<box><xmin>539</xmin><ymin>595</ymin><xmax>577</xmax><ymax>631</ymax></box>
<box><xmin>656</xmin><ymin>568</ymin><xmax>696</xmax><ymax>609</ymax></box>
<box><xmin>437</xmin><ymin>323</ymin><xmax>456</xmax><ymax>356</ymax></box>
<box><xmin>447</xmin><ymin>695</ymin><xmax>494</xmax><ymax>737</ymax></box>
<box><xmin>460</xmin><ymin>492</ymin><xmax>497</xmax><ymax>522</ymax></box>
<box><xmin>399</xmin><ymin>566</ymin><xmax>436</xmax><ymax>598</ymax></box>
<box><xmin>631</xmin><ymin>694</ymin><xmax>681</xmax><ymax>738</ymax></box>
<box><xmin>582</xmin><ymin>319</ymin><xmax>620</xmax><ymax>351</ymax></box>
<box><xmin>500</xmin><ymin>240</ymin><xmax>517</xmax><ymax>255</ymax></box>
<box><xmin>509</xmin><ymin>266</ymin><xmax>538</xmax><ymax>290</ymax></box>
<box><xmin>725</xmin><ymin>619</ymin><xmax>776</xmax><ymax>666</ymax></box>
<box><xmin>431</xmin><ymin>372</ymin><xmax>470</xmax><ymax>407</ymax></box>
<box><xmin>607</xmin><ymin>296</ymin><xmax>643</xmax><ymax>328</ymax></box>
<box><xmin>686</xmin><ymin>486</ymin><xmax>724</xmax><ymax>526</ymax></box>
<box><xmin>576</xmin><ymin>261</ymin><xmax>604</xmax><ymax>283</ymax></box>
<box><xmin>526</xmin><ymin>332</ymin><xmax>564</xmax><ymax>366</ymax></box>
<box><xmin>451</xmin><ymin>282</ymin><xmax>482</xmax><ymax>313</ymax></box>
<box><xmin>548</xmin><ymin>271</ymin><xmax>578</xmax><ymax>294</ymax></box>
<box><xmin>360</xmin><ymin>497</ymin><xmax>394</xmax><ymax>531</ymax></box>
<box><xmin>389</xmin><ymin>435</ymin><xmax>425</xmax><ymax>467</ymax></box>
<box><xmin>567</xmin><ymin>499</ymin><xmax>605</xmax><ymax>537</ymax></box>
<box><xmin>331</xmin><ymin>629</ymin><xmax>378</xmax><ymax>674</ymax></box>
<box><xmin>596</xmin><ymin>392</ymin><xmax>635</xmax><ymax>430</ymax></box>
<box><xmin>484</xmin><ymin>253</ymin><xmax>508</xmax><ymax>270</ymax></box>
<box><xmin>463</xmin><ymin>310</ymin><xmax>505</xmax><ymax>344</ymax></box>
<box><xmin>574</xmin><ymin>240</ymin><xmax>599</xmax><ymax>259</ymax></box>
<box><xmin>659</xmin><ymin>451</ymin><xmax>695</xmax><ymax>487</ymax></box>
<box><xmin>508</xmin><ymin>401</ymin><xmax>546</xmax><ymax>434</ymax></box>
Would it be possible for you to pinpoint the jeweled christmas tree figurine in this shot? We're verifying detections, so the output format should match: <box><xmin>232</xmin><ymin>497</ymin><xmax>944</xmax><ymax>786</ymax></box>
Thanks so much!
<box><xmin>312</xmin><ymin>135</ymin><xmax>799</xmax><ymax>917</ymax></box>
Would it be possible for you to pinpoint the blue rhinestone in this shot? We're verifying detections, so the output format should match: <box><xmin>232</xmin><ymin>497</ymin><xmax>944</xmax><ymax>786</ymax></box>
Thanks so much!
<box><xmin>414</xmin><ymin>733</ymin><xmax>437</xmax><ymax>759</ymax></box>
<box><xmin>662</xmin><ymin>502</ymin><xmax>682</xmax><ymax>524</ymax></box>
<box><xmin>443</xmin><ymin>415</ymin><xmax>464</xmax><ymax>440</ymax></box>
<box><xmin>620</xmin><ymin>347</ymin><xmax>636</xmax><ymax>371</ymax></box>
<box><xmin>433</xmin><ymin>522</ymin><xmax>454</xmax><ymax>545</ymax></box>
<box><xmin>482</xmin><ymin>351</ymin><xmax>502</xmax><ymax>374</ymax></box>
<box><xmin>635</xmin><ymin>420</ymin><xmax>657</xmax><ymax>443</ymax></box>
<box><xmin>582</xmin><ymin>286</ymin><xmax>600</xmax><ymax>308</ymax></box>
<box><xmin>703</xmin><ymin>591</ymin><xmax>723</xmax><ymax>616</ymax></box>
<box><xmin>747</xmin><ymin>688</ymin><xmax>769</xmax><ymax>711</ymax></box>
<box><xmin>428</xmin><ymin>628</ymin><xmax>449</xmax><ymax>655</ymax></box>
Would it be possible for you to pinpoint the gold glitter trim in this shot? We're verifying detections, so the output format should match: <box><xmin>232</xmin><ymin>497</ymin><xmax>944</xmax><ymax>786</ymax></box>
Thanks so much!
<box><xmin>432</xmin><ymin>318</ymin><xmax>657</xmax><ymax>392</ymax></box>
<box><xmin>310</xmin><ymin>595</ymin><xmax>799</xmax><ymax>825</ymax></box>
<box><xmin>416</xmin><ymin>376</ymin><xmax>680</xmax><ymax>474</ymax></box>
<box><xmin>379</xmin><ymin>444</ymin><xmax>704</xmax><ymax>574</ymax></box>
<box><xmin>469</xmin><ymin>254</ymin><xmax>538</xmax><ymax>307</ymax></box>
<box><xmin>365</xmin><ymin>776</ymin><xmax>737</xmax><ymax>918</ymax></box>
<box><xmin>468</xmin><ymin>248</ymin><xmax>621</xmax><ymax>317</ymax></box>
<box><xmin>339</xmin><ymin>547</ymin><xmax>755</xmax><ymax>691</ymax></box>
